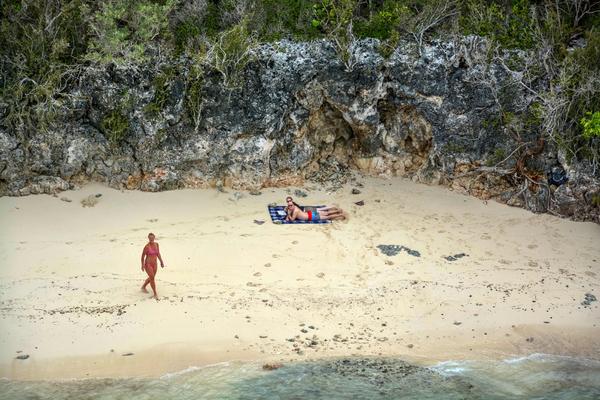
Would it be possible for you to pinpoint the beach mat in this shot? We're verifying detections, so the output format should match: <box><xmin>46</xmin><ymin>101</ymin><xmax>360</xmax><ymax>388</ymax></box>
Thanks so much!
<box><xmin>268</xmin><ymin>205</ymin><xmax>331</xmax><ymax>224</ymax></box>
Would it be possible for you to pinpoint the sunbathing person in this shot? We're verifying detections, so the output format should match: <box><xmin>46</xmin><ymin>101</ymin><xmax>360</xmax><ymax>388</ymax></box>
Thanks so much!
<box><xmin>284</xmin><ymin>196</ymin><xmax>303</xmax><ymax>218</ymax></box>
<box><xmin>285</xmin><ymin>198</ymin><xmax>346</xmax><ymax>221</ymax></box>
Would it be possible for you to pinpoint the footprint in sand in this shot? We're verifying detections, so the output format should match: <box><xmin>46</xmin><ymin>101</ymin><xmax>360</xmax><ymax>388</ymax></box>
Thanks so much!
<box><xmin>147</xmin><ymin>219</ymin><xmax>158</xmax><ymax>223</ymax></box>
<box><xmin>480</xmin><ymin>233</ymin><xmax>491</xmax><ymax>240</ymax></box>
<box><xmin>527</xmin><ymin>244</ymin><xmax>538</xmax><ymax>249</ymax></box>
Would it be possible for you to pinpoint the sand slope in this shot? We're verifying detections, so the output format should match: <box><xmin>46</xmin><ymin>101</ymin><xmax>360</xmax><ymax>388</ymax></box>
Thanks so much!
<box><xmin>0</xmin><ymin>177</ymin><xmax>598</xmax><ymax>379</ymax></box>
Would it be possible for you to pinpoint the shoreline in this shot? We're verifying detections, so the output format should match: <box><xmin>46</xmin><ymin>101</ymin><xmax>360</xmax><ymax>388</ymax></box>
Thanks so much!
<box><xmin>1</xmin><ymin>177</ymin><xmax>598</xmax><ymax>381</ymax></box>
<box><xmin>3</xmin><ymin>330</ymin><xmax>600</xmax><ymax>381</ymax></box>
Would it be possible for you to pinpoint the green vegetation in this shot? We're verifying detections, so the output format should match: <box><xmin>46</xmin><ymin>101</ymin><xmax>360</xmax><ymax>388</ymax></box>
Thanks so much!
<box><xmin>581</xmin><ymin>112</ymin><xmax>600</xmax><ymax>140</ymax></box>
<box><xmin>144</xmin><ymin>66</ymin><xmax>176</xmax><ymax>117</ymax></box>
<box><xmin>102</xmin><ymin>109</ymin><xmax>130</xmax><ymax>146</ymax></box>
<box><xmin>1</xmin><ymin>0</ymin><xmax>598</xmax><ymax>165</ymax></box>
<box><xmin>486</xmin><ymin>147</ymin><xmax>507</xmax><ymax>166</ymax></box>
<box><xmin>204</xmin><ymin>20</ymin><xmax>256</xmax><ymax>88</ymax></box>
<box><xmin>86</xmin><ymin>0</ymin><xmax>176</xmax><ymax>64</ymax></box>
<box><xmin>460</xmin><ymin>0</ymin><xmax>535</xmax><ymax>49</ymax></box>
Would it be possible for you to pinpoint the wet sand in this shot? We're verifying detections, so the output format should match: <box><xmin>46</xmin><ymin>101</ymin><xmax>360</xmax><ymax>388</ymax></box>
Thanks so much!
<box><xmin>0</xmin><ymin>177</ymin><xmax>598</xmax><ymax>380</ymax></box>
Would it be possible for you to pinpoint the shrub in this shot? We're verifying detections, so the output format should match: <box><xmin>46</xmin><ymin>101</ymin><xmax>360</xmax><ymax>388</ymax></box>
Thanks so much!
<box><xmin>460</xmin><ymin>0</ymin><xmax>535</xmax><ymax>49</ymax></box>
<box><xmin>204</xmin><ymin>20</ymin><xmax>256</xmax><ymax>88</ymax></box>
<box><xmin>354</xmin><ymin>1</ymin><xmax>411</xmax><ymax>41</ymax></box>
<box><xmin>101</xmin><ymin>109</ymin><xmax>130</xmax><ymax>146</ymax></box>
<box><xmin>0</xmin><ymin>0</ymin><xmax>89</xmax><ymax>136</ymax></box>
<box><xmin>251</xmin><ymin>0</ymin><xmax>321</xmax><ymax>41</ymax></box>
<box><xmin>144</xmin><ymin>66</ymin><xmax>176</xmax><ymax>117</ymax></box>
<box><xmin>86</xmin><ymin>0</ymin><xmax>176</xmax><ymax>64</ymax></box>
<box><xmin>581</xmin><ymin>112</ymin><xmax>600</xmax><ymax>140</ymax></box>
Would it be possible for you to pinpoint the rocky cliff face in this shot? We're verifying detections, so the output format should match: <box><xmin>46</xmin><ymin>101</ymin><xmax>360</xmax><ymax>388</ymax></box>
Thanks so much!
<box><xmin>1</xmin><ymin>37</ymin><xmax>598</xmax><ymax>222</ymax></box>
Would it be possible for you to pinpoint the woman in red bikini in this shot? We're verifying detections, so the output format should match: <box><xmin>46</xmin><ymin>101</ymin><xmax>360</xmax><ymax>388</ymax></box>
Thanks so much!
<box><xmin>141</xmin><ymin>232</ymin><xmax>165</xmax><ymax>299</ymax></box>
<box><xmin>285</xmin><ymin>197</ymin><xmax>346</xmax><ymax>221</ymax></box>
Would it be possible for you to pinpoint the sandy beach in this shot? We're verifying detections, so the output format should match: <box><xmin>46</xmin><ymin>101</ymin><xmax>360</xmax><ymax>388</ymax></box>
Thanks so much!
<box><xmin>1</xmin><ymin>177</ymin><xmax>599</xmax><ymax>380</ymax></box>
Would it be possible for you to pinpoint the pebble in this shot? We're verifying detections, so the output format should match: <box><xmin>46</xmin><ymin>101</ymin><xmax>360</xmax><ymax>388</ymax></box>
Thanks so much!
<box><xmin>377</xmin><ymin>245</ymin><xmax>421</xmax><ymax>257</ymax></box>
<box><xmin>351</xmin><ymin>188</ymin><xmax>361</xmax><ymax>194</ymax></box>
<box><xmin>122</xmin><ymin>352</ymin><xmax>134</xmax><ymax>356</ymax></box>
<box><xmin>582</xmin><ymin>293</ymin><xmax>597</xmax><ymax>306</ymax></box>
<box><xmin>262</xmin><ymin>363</ymin><xmax>283</xmax><ymax>370</ymax></box>
<box><xmin>15</xmin><ymin>354</ymin><xmax>29</xmax><ymax>360</ymax></box>
<box><xmin>294</xmin><ymin>189</ymin><xmax>308</xmax><ymax>198</ymax></box>
<box><xmin>444</xmin><ymin>253</ymin><xmax>468</xmax><ymax>262</ymax></box>
<box><xmin>354</xmin><ymin>200</ymin><xmax>365</xmax><ymax>206</ymax></box>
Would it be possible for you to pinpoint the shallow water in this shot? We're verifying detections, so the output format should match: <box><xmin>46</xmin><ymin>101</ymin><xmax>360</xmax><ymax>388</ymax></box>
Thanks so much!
<box><xmin>2</xmin><ymin>354</ymin><xmax>600</xmax><ymax>400</ymax></box>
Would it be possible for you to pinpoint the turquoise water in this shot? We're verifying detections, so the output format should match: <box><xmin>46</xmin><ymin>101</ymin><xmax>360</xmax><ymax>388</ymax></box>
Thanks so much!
<box><xmin>2</xmin><ymin>355</ymin><xmax>600</xmax><ymax>399</ymax></box>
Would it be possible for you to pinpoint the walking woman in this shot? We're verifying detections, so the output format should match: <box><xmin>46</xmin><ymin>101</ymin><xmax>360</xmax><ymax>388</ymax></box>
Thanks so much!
<box><xmin>141</xmin><ymin>232</ymin><xmax>165</xmax><ymax>299</ymax></box>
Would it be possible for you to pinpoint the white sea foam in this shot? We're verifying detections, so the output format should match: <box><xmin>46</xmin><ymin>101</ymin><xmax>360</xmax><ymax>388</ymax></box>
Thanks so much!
<box><xmin>160</xmin><ymin>361</ymin><xmax>232</xmax><ymax>379</ymax></box>
<box><xmin>503</xmin><ymin>353</ymin><xmax>600</xmax><ymax>366</ymax></box>
<box><xmin>428</xmin><ymin>360</ymin><xmax>471</xmax><ymax>376</ymax></box>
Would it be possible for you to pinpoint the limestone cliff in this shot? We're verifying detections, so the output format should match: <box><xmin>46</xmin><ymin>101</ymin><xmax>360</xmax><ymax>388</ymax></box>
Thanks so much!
<box><xmin>1</xmin><ymin>37</ymin><xmax>598</xmax><ymax>222</ymax></box>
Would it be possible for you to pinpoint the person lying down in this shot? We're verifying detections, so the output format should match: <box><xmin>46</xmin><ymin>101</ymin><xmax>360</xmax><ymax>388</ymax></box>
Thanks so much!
<box><xmin>284</xmin><ymin>196</ymin><xmax>346</xmax><ymax>221</ymax></box>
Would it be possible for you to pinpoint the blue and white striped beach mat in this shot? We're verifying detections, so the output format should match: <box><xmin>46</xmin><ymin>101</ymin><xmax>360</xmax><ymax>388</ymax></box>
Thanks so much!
<box><xmin>268</xmin><ymin>206</ymin><xmax>331</xmax><ymax>224</ymax></box>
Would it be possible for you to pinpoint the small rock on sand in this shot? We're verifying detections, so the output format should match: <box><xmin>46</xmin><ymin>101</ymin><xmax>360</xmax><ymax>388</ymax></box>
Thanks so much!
<box><xmin>122</xmin><ymin>352</ymin><xmax>134</xmax><ymax>356</ymax></box>
<box><xmin>294</xmin><ymin>189</ymin><xmax>308</xmax><ymax>198</ymax></box>
<box><xmin>80</xmin><ymin>195</ymin><xmax>99</xmax><ymax>207</ymax></box>
<box><xmin>15</xmin><ymin>354</ymin><xmax>29</xmax><ymax>360</ymax></box>
<box><xmin>444</xmin><ymin>253</ymin><xmax>468</xmax><ymax>262</ymax></box>
<box><xmin>582</xmin><ymin>293</ymin><xmax>597</xmax><ymax>306</ymax></box>
<box><xmin>354</xmin><ymin>200</ymin><xmax>365</xmax><ymax>206</ymax></box>
<box><xmin>60</xmin><ymin>197</ymin><xmax>72</xmax><ymax>203</ymax></box>
<box><xmin>377</xmin><ymin>245</ymin><xmax>421</xmax><ymax>257</ymax></box>
<box><xmin>262</xmin><ymin>363</ymin><xmax>283</xmax><ymax>370</ymax></box>
<box><xmin>254</xmin><ymin>220</ymin><xmax>265</xmax><ymax>225</ymax></box>
<box><xmin>351</xmin><ymin>188</ymin><xmax>361</xmax><ymax>194</ymax></box>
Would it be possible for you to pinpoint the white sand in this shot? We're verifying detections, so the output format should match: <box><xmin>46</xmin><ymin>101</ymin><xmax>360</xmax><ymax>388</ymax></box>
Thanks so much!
<box><xmin>0</xmin><ymin>177</ymin><xmax>599</xmax><ymax>380</ymax></box>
